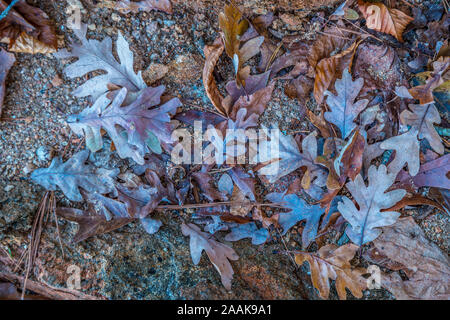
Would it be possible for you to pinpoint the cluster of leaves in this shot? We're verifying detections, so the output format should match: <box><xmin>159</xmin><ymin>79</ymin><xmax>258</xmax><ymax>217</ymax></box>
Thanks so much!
<box><xmin>0</xmin><ymin>0</ymin><xmax>58</xmax><ymax>116</ymax></box>
<box><xmin>27</xmin><ymin>0</ymin><xmax>449</xmax><ymax>299</ymax></box>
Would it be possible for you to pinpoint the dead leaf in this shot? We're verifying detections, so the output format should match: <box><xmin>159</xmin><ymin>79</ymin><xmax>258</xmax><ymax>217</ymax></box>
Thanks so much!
<box><xmin>0</xmin><ymin>48</ymin><xmax>15</xmax><ymax>117</ymax></box>
<box><xmin>408</xmin><ymin>56</ymin><xmax>450</xmax><ymax>105</ymax></box>
<box><xmin>338</xmin><ymin>164</ymin><xmax>406</xmax><ymax>245</ymax></box>
<box><xmin>54</xmin><ymin>24</ymin><xmax>147</xmax><ymax>101</ymax></box>
<box><xmin>314</xmin><ymin>40</ymin><xmax>360</xmax><ymax>105</ymax></box>
<box><xmin>192</xmin><ymin>172</ymin><xmax>228</xmax><ymax>202</ymax></box>
<box><xmin>333</xmin><ymin>130</ymin><xmax>365</xmax><ymax>185</ymax></box>
<box><xmin>395</xmin><ymin>153</ymin><xmax>450</xmax><ymax>191</ymax></box>
<box><xmin>0</xmin><ymin>0</ymin><xmax>58</xmax><ymax>53</ymax></box>
<box><xmin>295</xmin><ymin>244</ymin><xmax>366</xmax><ymax>299</ymax></box>
<box><xmin>182</xmin><ymin>223</ymin><xmax>239</xmax><ymax>290</ymax></box>
<box><xmin>400</xmin><ymin>103</ymin><xmax>444</xmax><ymax>155</ymax></box>
<box><xmin>370</xmin><ymin>217</ymin><xmax>450</xmax><ymax>300</ymax></box>
<box><xmin>203</xmin><ymin>37</ymin><xmax>226</xmax><ymax>116</ymax></box>
<box><xmin>219</xmin><ymin>3</ymin><xmax>249</xmax><ymax>87</ymax></box>
<box><xmin>324</xmin><ymin>69</ymin><xmax>369</xmax><ymax>139</ymax></box>
<box><xmin>31</xmin><ymin>150</ymin><xmax>118</xmax><ymax>202</ymax></box>
<box><xmin>358</xmin><ymin>0</ymin><xmax>413</xmax><ymax>42</ymax></box>
<box><xmin>67</xmin><ymin>87</ymin><xmax>180</xmax><ymax>165</ymax></box>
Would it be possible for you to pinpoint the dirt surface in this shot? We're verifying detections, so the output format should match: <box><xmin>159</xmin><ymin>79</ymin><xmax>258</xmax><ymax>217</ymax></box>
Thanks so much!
<box><xmin>0</xmin><ymin>0</ymin><xmax>448</xmax><ymax>300</ymax></box>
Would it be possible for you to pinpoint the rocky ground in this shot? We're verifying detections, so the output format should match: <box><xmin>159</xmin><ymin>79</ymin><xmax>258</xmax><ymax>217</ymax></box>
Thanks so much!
<box><xmin>0</xmin><ymin>0</ymin><xmax>448</xmax><ymax>300</ymax></box>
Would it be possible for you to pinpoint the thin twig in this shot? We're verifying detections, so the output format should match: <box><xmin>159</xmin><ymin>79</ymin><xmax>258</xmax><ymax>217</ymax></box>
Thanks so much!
<box><xmin>0</xmin><ymin>0</ymin><xmax>19</xmax><ymax>21</ymax></box>
<box><xmin>156</xmin><ymin>201</ymin><xmax>285</xmax><ymax>210</ymax></box>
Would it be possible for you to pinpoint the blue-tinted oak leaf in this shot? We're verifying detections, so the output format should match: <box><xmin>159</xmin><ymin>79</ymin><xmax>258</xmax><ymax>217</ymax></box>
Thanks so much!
<box><xmin>324</xmin><ymin>69</ymin><xmax>369</xmax><ymax>139</ymax></box>
<box><xmin>31</xmin><ymin>150</ymin><xmax>118</xmax><ymax>202</ymax></box>
<box><xmin>225</xmin><ymin>222</ymin><xmax>269</xmax><ymax>245</ymax></box>
<box><xmin>338</xmin><ymin>164</ymin><xmax>406</xmax><ymax>246</ymax></box>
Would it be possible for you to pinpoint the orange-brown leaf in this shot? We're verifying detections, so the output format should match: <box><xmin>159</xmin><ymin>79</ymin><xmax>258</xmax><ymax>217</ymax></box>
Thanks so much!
<box><xmin>313</xmin><ymin>40</ymin><xmax>359</xmax><ymax>105</ymax></box>
<box><xmin>219</xmin><ymin>3</ymin><xmax>249</xmax><ymax>87</ymax></box>
<box><xmin>0</xmin><ymin>0</ymin><xmax>58</xmax><ymax>51</ymax></box>
<box><xmin>295</xmin><ymin>243</ymin><xmax>366</xmax><ymax>299</ymax></box>
<box><xmin>202</xmin><ymin>37</ymin><xmax>227</xmax><ymax>116</ymax></box>
<box><xmin>358</xmin><ymin>0</ymin><xmax>413</xmax><ymax>42</ymax></box>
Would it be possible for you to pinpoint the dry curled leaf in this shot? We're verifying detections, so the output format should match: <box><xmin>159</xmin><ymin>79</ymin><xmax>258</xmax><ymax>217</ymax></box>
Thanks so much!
<box><xmin>0</xmin><ymin>0</ymin><xmax>58</xmax><ymax>53</ymax></box>
<box><xmin>203</xmin><ymin>37</ymin><xmax>226</xmax><ymax>116</ymax></box>
<box><xmin>0</xmin><ymin>48</ymin><xmax>15</xmax><ymax>117</ymax></box>
<box><xmin>182</xmin><ymin>223</ymin><xmax>239</xmax><ymax>290</ymax></box>
<box><xmin>358</xmin><ymin>0</ymin><xmax>413</xmax><ymax>42</ymax></box>
<box><xmin>333</xmin><ymin>130</ymin><xmax>365</xmax><ymax>185</ymax></box>
<box><xmin>295</xmin><ymin>244</ymin><xmax>366</xmax><ymax>300</ymax></box>
<box><xmin>219</xmin><ymin>3</ymin><xmax>250</xmax><ymax>88</ymax></box>
<box><xmin>314</xmin><ymin>40</ymin><xmax>359</xmax><ymax>105</ymax></box>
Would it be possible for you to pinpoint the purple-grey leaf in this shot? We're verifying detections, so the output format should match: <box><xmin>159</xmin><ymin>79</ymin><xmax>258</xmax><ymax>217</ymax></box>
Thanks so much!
<box><xmin>68</xmin><ymin>86</ymin><xmax>181</xmax><ymax>165</ymax></box>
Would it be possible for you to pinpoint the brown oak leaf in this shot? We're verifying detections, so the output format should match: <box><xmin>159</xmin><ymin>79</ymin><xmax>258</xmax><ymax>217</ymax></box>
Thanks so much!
<box><xmin>295</xmin><ymin>243</ymin><xmax>366</xmax><ymax>300</ymax></box>
<box><xmin>358</xmin><ymin>0</ymin><xmax>413</xmax><ymax>42</ymax></box>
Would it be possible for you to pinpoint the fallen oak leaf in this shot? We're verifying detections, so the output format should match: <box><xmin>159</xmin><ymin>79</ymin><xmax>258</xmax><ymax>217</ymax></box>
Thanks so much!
<box><xmin>266</xmin><ymin>191</ymin><xmax>338</xmax><ymax>249</ymax></box>
<box><xmin>67</xmin><ymin>86</ymin><xmax>181</xmax><ymax>165</ymax></box>
<box><xmin>338</xmin><ymin>164</ymin><xmax>406</xmax><ymax>246</ymax></box>
<box><xmin>395</xmin><ymin>153</ymin><xmax>450</xmax><ymax>191</ymax></box>
<box><xmin>181</xmin><ymin>223</ymin><xmax>239</xmax><ymax>290</ymax></box>
<box><xmin>324</xmin><ymin>69</ymin><xmax>369</xmax><ymax>139</ymax></box>
<box><xmin>295</xmin><ymin>243</ymin><xmax>366</xmax><ymax>300</ymax></box>
<box><xmin>369</xmin><ymin>217</ymin><xmax>450</xmax><ymax>300</ymax></box>
<box><xmin>314</xmin><ymin>40</ymin><xmax>360</xmax><ymax>105</ymax></box>
<box><xmin>30</xmin><ymin>150</ymin><xmax>118</xmax><ymax>202</ymax></box>
<box><xmin>401</xmin><ymin>103</ymin><xmax>444</xmax><ymax>155</ymax></box>
<box><xmin>408</xmin><ymin>57</ymin><xmax>450</xmax><ymax>105</ymax></box>
<box><xmin>382</xmin><ymin>194</ymin><xmax>446</xmax><ymax>213</ymax></box>
<box><xmin>333</xmin><ymin>130</ymin><xmax>365</xmax><ymax>185</ymax></box>
<box><xmin>192</xmin><ymin>171</ymin><xmax>228</xmax><ymax>202</ymax></box>
<box><xmin>219</xmin><ymin>3</ymin><xmax>251</xmax><ymax>88</ymax></box>
<box><xmin>379</xmin><ymin>129</ymin><xmax>420</xmax><ymax>176</ymax></box>
<box><xmin>255</xmin><ymin>130</ymin><xmax>324</xmax><ymax>184</ymax></box>
<box><xmin>357</xmin><ymin>0</ymin><xmax>413</xmax><ymax>42</ymax></box>
<box><xmin>57</xmin><ymin>200</ymin><xmax>133</xmax><ymax>243</ymax></box>
<box><xmin>380</xmin><ymin>102</ymin><xmax>444</xmax><ymax>177</ymax></box>
<box><xmin>224</xmin><ymin>222</ymin><xmax>269</xmax><ymax>245</ymax></box>
<box><xmin>55</xmin><ymin>24</ymin><xmax>147</xmax><ymax>101</ymax></box>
